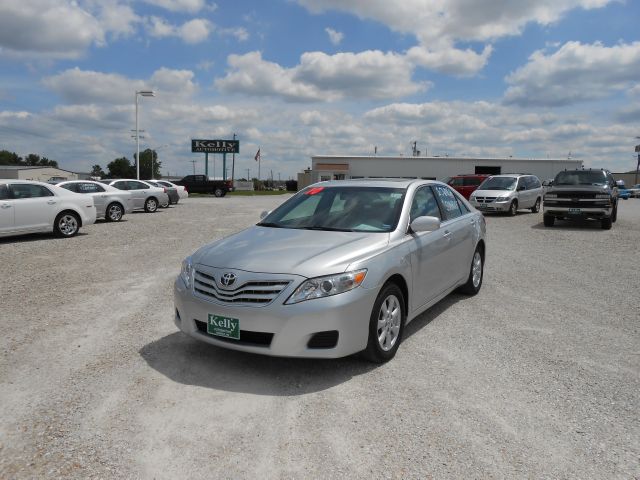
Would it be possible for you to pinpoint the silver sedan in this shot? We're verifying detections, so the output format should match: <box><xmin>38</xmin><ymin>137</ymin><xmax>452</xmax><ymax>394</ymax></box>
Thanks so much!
<box><xmin>57</xmin><ymin>180</ymin><xmax>133</xmax><ymax>222</ymax></box>
<box><xmin>174</xmin><ymin>179</ymin><xmax>486</xmax><ymax>362</ymax></box>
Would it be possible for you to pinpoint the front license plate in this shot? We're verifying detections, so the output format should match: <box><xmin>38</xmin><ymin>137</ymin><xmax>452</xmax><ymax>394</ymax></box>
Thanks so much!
<box><xmin>568</xmin><ymin>208</ymin><xmax>581</xmax><ymax>214</ymax></box>
<box><xmin>207</xmin><ymin>314</ymin><xmax>240</xmax><ymax>340</ymax></box>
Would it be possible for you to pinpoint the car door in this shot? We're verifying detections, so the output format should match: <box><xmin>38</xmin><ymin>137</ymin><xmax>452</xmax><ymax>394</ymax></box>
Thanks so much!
<box><xmin>9</xmin><ymin>183</ymin><xmax>58</xmax><ymax>232</ymax></box>
<box><xmin>432</xmin><ymin>184</ymin><xmax>476</xmax><ymax>288</ymax></box>
<box><xmin>0</xmin><ymin>184</ymin><xmax>14</xmax><ymax>233</ymax></box>
<box><xmin>129</xmin><ymin>181</ymin><xmax>150</xmax><ymax>207</ymax></box>
<box><xmin>407</xmin><ymin>186</ymin><xmax>452</xmax><ymax>311</ymax></box>
<box><xmin>78</xmin><ymin>182</ymin><xmax>107</xmax><ymax>218</ymax></box>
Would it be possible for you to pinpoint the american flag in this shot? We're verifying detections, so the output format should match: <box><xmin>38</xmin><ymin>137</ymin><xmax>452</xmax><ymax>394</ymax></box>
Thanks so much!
<box><xmin>254</xmin><ymin>149</ymin><xmax>261</xmax><ymax>162</ymax></box>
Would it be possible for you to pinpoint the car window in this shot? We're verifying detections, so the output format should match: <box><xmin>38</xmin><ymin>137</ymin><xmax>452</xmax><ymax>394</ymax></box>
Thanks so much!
<box><xmin>157</xmin><ymin>181</ymin><xmax>171</xmax><ymax>187</ymax></box>
<box><xmin>516</xmin><ymin>178</ymin><xmax>527</xmax><ymax>190</ymax></box>
<box><xmin>112</xmin><ymin>181</ymin><xmax>127</xmax><ymax>190</ymax></box>
<box><xmin>0</xmin><ymin>184</ymin><xmax>8</xmax><ymax>200</ymax></box>
<box><xmin>433</xmin><ymin>184</ymin><xmax>463</xmax><ymax>220</ymax></box>
<box><xmin>129</xmin><ymin>181</ymin><xmax>147</xmax><ymax>190</ymax></box>
<box><xmin>463</xmin><ymin>177</ymin><xmax>483</xmax><ymax>186</ymax></box>
<box><xmin>410</xmin><ymin>186</ymin><xmax>441</xmax><ymax>221</ymax></box>
<box><xmin>77</xmin><ymin>182</ymin><xmax>104</xmax><ymax>193</ymax></box>
<box><xmin>449</xmin><ymin>178</ymin><xmax>464</xmax><ymax>187</ymax></box>
<box><xmin>9</xmin><ymin>184</ymin><xmax>54</xmax><ymax>199</ymax></box>
<box><xmin>529</xmin><ymin>176</ymin><xmax>541</xmax><ymax>189</ymax></box>
<box><xmin>59</xmin><ymin>183</ymin><xmax>78</xmax><ymax>193</ymax></box>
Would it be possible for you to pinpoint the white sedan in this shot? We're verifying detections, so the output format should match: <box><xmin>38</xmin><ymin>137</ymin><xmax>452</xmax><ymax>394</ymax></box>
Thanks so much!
<box><xmin>0</xmin><ymin>179</ymin><xmax>96</xmax><ymax>238</ymax></box>
<box><xmin>154</xmin><ymin>180</ymin><xmax>188</xmax><ymax>199</ymax></box>
<box><xmin>57</xmin><ymin>180</ymin><xmax>133</xmax><ymax>222</ymax></box>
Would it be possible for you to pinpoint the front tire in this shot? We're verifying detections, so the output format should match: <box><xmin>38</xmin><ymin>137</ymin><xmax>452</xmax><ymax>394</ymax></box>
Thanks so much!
<box><xmin>214</xmin><ymin>188</ymin><xmax>224</xmax><ymax>198</ymax></box>
<box><xmin>159</xmin><ymin>197</ymin><xmax>169</xmax><ymax>208</ymax></box>
<box><xmin>508</xmin><ymin>200</ymin><xmax>518</xmax><ymax>216</ymax></box>
<box><xmin>363</xmin><ymin>283</ymin><xmax>406</xmax><ymax>363</ymax></box>
<box><xmin>54</xmin><ymin>212</ymin><xmax>80</xmax><ymax>237</ymax></box>
<box><xmin>105</xmin><ymin>202</ymin><xmax>123</xmax><ymax>222</ymax></box>
<box><xmin>543</xmin><ymin>215</ymin><xmax>555</xmax><ymax>227</ymax></box>
<box><xmin>601</xmin><ymin>217</ymin><xmax>612</xmax><ymax>230</ymax></box>
<box><xmin>611</xmin><ymin>203</ymin><xmax>617</xmax><ymax>223</ymax></box>
<box><xmin>458</xmin><ymin>247</ymin><xmax>483</xmax><ymax>295</ymax></box>
<box><xmin>144</xmin><ymin>197</ymin><xmax>158</xmax><ymax>213</ymax></box>
<box><xmin>531</xmin><ymin>197</ymin><xmax>541</xmax><ymax>213</ymax></box>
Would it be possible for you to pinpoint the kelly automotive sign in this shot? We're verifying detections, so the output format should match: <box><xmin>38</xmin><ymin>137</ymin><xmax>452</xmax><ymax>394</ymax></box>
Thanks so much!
<box><xmin>191</xmin><ymin>139</ymin><xmax>239</xmax><ymax>153</ymax></box>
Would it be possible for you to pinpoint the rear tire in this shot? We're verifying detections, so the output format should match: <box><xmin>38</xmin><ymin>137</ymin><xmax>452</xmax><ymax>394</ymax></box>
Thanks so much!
<box><xmin>531</xmin><ymin>197</ymin><xmax>541</xmax><ymax>213</ymax></box>
<box><xmin>543</xmin><ymin>215</ymin><xmax>555</xmax><ymax>227</ymax></box>
<box><xmin>363</xmin><ymin>283</ymin><xmax>406</xmax><ymax>363</ymax></box>
<box><xmin>601</xmin><ymin>217</ymin><xmax>612</xmax><ymax>230</ymax></box>
<box><xmin>214</xmin><ymin>188</ymin><xmax>223</xmax><ymax>198</ymax></box>
<box><xmin>160</xmin><ymin>198</ymin><xmax>169</xmax><ymax>208</ymax></box>
<box><xmin>54</xmin><ymin>212</ymin><xmax>80</xmax><ymax>237</ymax></box>
<box><xmin>508</xmin><ymin>200</ymin><xmax>518</xmax><ymax>216</ymax></box>
<box><xmin>611</xmin><ymin>203</ymin><xmax>617</xmax><ymax>223</ymax></box>
<box><xmin>144</xmin><ymin>197</ymin><xmax>158</xmax><ymax>213</ymax></box>
<box><xmin>105</xmin><ymin>202</ymin><xmax>123</xmax><ymax>222</ymax></box>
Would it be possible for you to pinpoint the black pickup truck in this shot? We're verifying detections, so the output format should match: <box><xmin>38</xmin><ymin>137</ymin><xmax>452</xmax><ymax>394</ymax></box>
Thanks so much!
<box><xmin>173</xmin><ymin>175</ymin><xmax>233</xmax><ymax>197</ymax></box>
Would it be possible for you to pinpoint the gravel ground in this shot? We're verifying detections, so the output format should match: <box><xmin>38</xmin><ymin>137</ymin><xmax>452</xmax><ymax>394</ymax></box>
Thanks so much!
<box><xmin>1</xmin><ymin>195</ymin><xmax>638</xmax><ymax>479</ymax></box>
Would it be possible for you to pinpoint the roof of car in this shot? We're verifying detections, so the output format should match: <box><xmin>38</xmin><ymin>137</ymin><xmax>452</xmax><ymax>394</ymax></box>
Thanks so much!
<box><xmin>313</xmin><ymin>178</ymin><xmax>440</xmax><ymax>188</ymax></box>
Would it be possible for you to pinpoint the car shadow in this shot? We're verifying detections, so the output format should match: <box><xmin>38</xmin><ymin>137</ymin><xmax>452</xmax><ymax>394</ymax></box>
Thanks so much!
<box><xmin>139</xmin><ymin>332</ymin><xmax>378</xmax><ymax>396</ymax></box>
<box><xmin>0</xmin><ymin>231</ymin><xmax>89</xmax><ymax>244</ymax></box>
<box><xmin>403</xmin><ymin>293</ymin><xmax>464</xmax><ymax>341</ymax></box>
<box><xmin>530</xmin><ymin>219</ymin><xmax>605</xmax><ymax>231</ymax></box>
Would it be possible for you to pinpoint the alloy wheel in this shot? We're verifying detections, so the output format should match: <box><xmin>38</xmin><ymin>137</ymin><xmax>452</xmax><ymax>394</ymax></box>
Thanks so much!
<box><xmin>376</xmin><ymin>294</ymin><xmax>401</xmax><ymax>351</ymax></box>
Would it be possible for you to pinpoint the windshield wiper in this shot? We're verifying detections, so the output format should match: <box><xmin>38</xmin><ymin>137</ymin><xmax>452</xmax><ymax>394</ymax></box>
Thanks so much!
<box><xmin>300</xmin><ymin>226</ymin><xmax>356</xmax><ymax>232</ymax></box>
<box><xmin>257</xmin><ymin>222</ymin><xmax>284</xmax><ymax>228</ymax></box>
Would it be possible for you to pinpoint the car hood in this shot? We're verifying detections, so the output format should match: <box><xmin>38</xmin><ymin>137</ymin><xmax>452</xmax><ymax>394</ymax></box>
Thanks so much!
<box><xmin>472</xmin><ymin>189</ymin><xmax>514</xmax><ymax>197</ymax></box>
<box><xmin>547</xmin><ymin>185</ymin><xmax>611</xmax><ymax>195</ymax></box>
<box><xmin>193</xmin><ymin>226</ymin><xmax>390</xmax><ymax>277</ymax></box>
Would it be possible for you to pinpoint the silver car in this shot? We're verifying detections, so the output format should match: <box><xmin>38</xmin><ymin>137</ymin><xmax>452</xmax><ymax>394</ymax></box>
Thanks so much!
<box><xmin>57</xmin><ymin>180</ymin><xmax>133</xmax><ymax>222</ymax></box>
<box><xmin>469</xmin><ymin>174</ymin><xmax>543</xmax><ymax>215</ymax></box>
<box><xmin>174</xmin><ymin>179</ymin><xmax>486</xmax><ymax>363</ymax></box>
<box><xmin>103</xmin><ymin>179</ymin><xmax>169</xmax><ymax>213</ymax></box>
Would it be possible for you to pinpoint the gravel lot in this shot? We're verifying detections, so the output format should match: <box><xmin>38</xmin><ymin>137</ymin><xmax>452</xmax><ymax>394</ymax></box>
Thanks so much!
<box><xmin>1</xmin><ymin>195</ymin><xmax>638</xmax><ymax>479</ymax></box>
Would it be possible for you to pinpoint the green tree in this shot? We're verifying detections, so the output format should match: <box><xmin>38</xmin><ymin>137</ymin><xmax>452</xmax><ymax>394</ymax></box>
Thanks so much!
<box><xmin>107</xmin><ymin>157</ymin><xmax>135</xmax><ymax>178</ymax></box>
<box><xmin>38</xmin><ymin>156</ymin><xmax>58</xmax><ymax>168</ymax></box>
<box><xmin>134</xmin><ymin>149</ymin><xmax>162</xmax><ymax>179</ymax></box>
<box><xmin>0</xmin><ymin>150</ymin><xmax>22</xmax><ymax>165</ymax></box>
<box><xmin>24</xmin><ymin>153</ymin><xmax>41</xmax><ymax>166</ymax></box>
<box><xmin>90</xmin><ymin>164</ymin><xmax>106</xmax><ymax>178</ymax></box>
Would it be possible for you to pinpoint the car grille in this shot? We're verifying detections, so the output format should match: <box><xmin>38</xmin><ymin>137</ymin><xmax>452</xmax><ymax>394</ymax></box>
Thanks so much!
<box><xmin>473</xmin><ymin>196</ymin><xmax>497</xmax><ymax>204</ymax></box>
<box><xmin>555</xmin><ymin>192</ymin><xmax>597</xmax><ymax>199</ymax></box>
<box><xmin>194</xmin><ymin>319</ymin><xmax>273</xmax><ymax>347</ymax></box>
<box><xmin>193</xmin><ymin>269</ymin><xmax>291</xmax><ymax>306</ymax></box>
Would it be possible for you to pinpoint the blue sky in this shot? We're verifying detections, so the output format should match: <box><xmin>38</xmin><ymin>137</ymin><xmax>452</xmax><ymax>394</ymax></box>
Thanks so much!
<box><xmin>1</xmin><ymin>0</ymin><xmax>639</xmax><ymax>179</ymax></box>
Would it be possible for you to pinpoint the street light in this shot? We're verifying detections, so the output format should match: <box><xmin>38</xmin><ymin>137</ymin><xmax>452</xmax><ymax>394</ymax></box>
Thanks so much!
<box><xmin>135</xmin><ymin>90</ymin><xmax>155</xmax><ymax>180</ymax></box>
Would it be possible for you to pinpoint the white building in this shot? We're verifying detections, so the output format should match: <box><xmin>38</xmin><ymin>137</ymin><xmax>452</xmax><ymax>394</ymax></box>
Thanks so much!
<box><xmin>300</xmin><ymin>155</ymin><xmax>582</xmax><ymax>187</ymax></box>
<box><xmin>0</xmin><ymin>166</ymin><xmax>79</xmax><ymax>182</ymax></box>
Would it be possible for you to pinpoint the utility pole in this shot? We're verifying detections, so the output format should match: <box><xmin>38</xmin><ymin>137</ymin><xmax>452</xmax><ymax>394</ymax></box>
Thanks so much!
<box><xmin>231</xmin><ymin>133</ymin><xmax>236</xmax><ymax>185</ymax></box>
<box><xmin>190</xmin><ymin>159</ymin><xmax>197</xmax><ymax>175</ymax></box>
<box><xmin>246</xmin><ymin>168</ymin><xmax>250</xmax><ymax>180</ymax></box>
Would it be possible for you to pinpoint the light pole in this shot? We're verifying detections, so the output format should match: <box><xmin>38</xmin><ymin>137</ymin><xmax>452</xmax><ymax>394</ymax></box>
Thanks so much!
<box><xmin>135</xmin><ymin>90</ymin><xmax>155</xmax><ymax>180</ymax></box>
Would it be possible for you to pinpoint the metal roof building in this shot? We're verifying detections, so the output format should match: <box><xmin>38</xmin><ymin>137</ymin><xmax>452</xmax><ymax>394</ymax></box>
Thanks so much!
<box><xmin>0</xmin><ymin>166</ymin><xmax>79</xmax><ymax>182</ymax></box>
<box><xmin>299</xmin><ymin>155</ymin><xmax>583</xmax><ymax>188</ymax></box>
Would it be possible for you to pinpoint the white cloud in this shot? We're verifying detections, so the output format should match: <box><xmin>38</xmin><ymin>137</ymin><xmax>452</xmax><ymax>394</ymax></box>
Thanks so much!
<box><xmin>325</xmin><ymin>28</ymin><xmax>343</xmax><ymax>46</ymax></box>
<box><xmin>215</xmin><ymin>50</ymin><xmax>426</xmax><ymax>102</ymax></box>
<box><xmin>97</xmin><ymin>2</ymin><xmax>140</xmax><ymax>38</ymax></box>
<box><xmin>296</xmin><ymin>0</ymin><xmax>614</xmax><ymax>76</ymax></box>
<box><xmin>219</xmin><ymin>27</ymin><xmax>249</xmax><ymax>42</ymax></box>
<box><xmin>504</xmin><ymin>41</ymin><xmax>640</xmax><ymax>107</ymax></box>
<box><xmin>142</xmin><ymin>0</ymin><xmax>213</xmax><ymax>13</ymax></box>
<box><xmin>407</xmin><ymin>44</ymin><xmax>493</xmax><ymax>76</ymax></box>
<box><xmin>146</xmin><ymin>16</ymin><xmax>212</xmax><ymax>44</ymax></box>
<box><xmin>42</xmin><ymin>67</ymin><xmax>198</xmax><ymax>105</ymax></box>
<box><xmin>0</xmin><ymin>0</ymin><xmax>104</xmax><ymax>59</ymax></box>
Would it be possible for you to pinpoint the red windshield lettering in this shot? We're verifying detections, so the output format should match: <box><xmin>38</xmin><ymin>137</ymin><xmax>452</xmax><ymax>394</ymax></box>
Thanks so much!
<box><xmin>306</xmin><ymin>187</ymin><xmax>325</xmax><ymax>195</ymax></box>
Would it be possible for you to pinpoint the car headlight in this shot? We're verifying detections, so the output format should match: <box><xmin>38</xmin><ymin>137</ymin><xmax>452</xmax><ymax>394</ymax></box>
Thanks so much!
<box><xmin>545</xmin><ymin>193</ymin><xmax>557</xmax><ymax>199</ymax></box>
<box><xmin>285</xmin><ymin>269</ymin><xmax>367</xmax><ymax>304</ymax></box>
<box><xmin>496</xmin><ymin>196</ymin><xmax>511</xmax><ymax>202</ymax></box>
<box><xmin>181</xmin><ymin>256</ymin><xmax>194</xmax><ymax>289</ymax></box>
<box><xmin>595</xmin><ymin>194</ymin><xmax>610</xmax><ymax>199</ymax></box>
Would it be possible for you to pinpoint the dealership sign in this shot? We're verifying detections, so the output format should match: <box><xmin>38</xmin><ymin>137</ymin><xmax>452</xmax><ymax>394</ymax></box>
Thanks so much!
<box><xmin>191</xmin><ymin>139</ymin><xmax>239</xmax><ymax>153</ymax></box>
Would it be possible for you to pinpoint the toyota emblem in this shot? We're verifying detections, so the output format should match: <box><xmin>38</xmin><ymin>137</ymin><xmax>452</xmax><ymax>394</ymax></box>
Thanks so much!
<box><xmin>220</xmin><ymin>272</ymin><xmax>236</xmax><ymax>287</ymax></box>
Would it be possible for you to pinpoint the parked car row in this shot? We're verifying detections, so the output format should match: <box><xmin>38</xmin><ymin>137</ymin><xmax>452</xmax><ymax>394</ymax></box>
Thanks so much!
<box><xmin>0</xmin><ymin>178</ymin><xmax>188</xmax><ymax>239</ymax></box>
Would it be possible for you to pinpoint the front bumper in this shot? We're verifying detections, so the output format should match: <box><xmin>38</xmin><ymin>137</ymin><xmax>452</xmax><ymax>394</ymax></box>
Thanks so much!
<box><xmin>173</xmin><ymin>276</ymin><xmax>378</xmax><ymax>359</ymax></box>
<box><xmin>543</xmin><ymin>205</ymin><xmax>612</xmax><ymax>219</ymax></box>
<box><xmin>469</xmin><ymin>200</ymin><xmax>511</xmax><ymax>212</ymax></box>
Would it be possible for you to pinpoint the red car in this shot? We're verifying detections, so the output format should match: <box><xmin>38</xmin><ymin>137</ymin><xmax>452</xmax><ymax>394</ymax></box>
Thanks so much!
<box><xmin>446</xmin><ymin>174</ymin><xmax>490</xmax><ymax>199</ymax></box>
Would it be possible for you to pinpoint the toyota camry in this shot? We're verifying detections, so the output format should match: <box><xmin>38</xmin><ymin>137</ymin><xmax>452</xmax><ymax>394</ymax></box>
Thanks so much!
<box><xmin>174</xmin><ymin>179</ymin><xmax>486</xmax><ymax>362</ymax></box>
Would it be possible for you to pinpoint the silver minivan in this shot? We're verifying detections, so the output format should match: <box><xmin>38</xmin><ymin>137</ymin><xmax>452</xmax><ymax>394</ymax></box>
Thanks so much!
<box><xmin>469</xmin><ymin>174</ymin><xmax>543</xmax><ymax>215</ymax></box>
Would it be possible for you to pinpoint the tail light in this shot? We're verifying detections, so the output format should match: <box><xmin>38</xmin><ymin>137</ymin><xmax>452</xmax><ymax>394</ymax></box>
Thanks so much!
<box><xmin>163</xmin><ymin>187</ymin><xmax>167</xmax><ymax>193</ymax></box>
<box><xmin>184</xmin><ymin>186</ymin><xmax>188</xmax><ymax>193</ymax></box>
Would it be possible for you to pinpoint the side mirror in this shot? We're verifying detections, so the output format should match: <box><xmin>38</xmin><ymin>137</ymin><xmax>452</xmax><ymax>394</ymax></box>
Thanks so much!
<box><xmin>260</xmin><ymin>210</ymin><xmax>270</xmax><ymax>220</ymax></box>
<box><xmin>410</xmin><ymin>216</ymin><xmax>441</xmax><ymax>233</ymax></box>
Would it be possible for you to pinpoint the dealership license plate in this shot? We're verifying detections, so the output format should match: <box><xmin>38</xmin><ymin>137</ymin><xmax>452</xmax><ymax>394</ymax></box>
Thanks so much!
<box><xmin>207</xmin><ymin>314</ymin><xmax>240</xmax><ymax>340</ymax></box>
<box><xmin>568</xmin><ymin>208</ymin><xmax>581</xmax><ymax>214</ymax></box>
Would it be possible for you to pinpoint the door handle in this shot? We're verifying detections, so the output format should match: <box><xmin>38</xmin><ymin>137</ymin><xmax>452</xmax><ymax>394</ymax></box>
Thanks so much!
<box><xmin>470</xmin><ymin>219</ymin><xmax>475</xmax><ymax>224</ymax></box>
<box><xmin>1</xmin><ymin>204</ymin><xmax>11</xmax><ymax>209</ymax></box>
<box><xmin>443</xmin><ymin>230</ymin><xmax>452</xmax><ymax>239</ymax></box>
<box><xmin>47</xmin><ymin>200</ymin><xmax>56</xmax><ymax>205</ymax></box>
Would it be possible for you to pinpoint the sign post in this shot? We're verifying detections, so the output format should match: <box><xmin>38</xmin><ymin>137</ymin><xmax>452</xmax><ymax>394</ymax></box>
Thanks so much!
<box><xmin>192</xmin><ymin>139</ymin><xmax>239</xmax><ymax>180</ymax></box>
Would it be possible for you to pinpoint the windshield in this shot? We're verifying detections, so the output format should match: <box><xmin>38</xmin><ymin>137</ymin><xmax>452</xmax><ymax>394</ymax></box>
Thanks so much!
<box><xmin>554</xmin><ymin>171</ymin><xmax>607</xmax><ymax>186</ymax></box>
<box><xmin>258</xmin><ymin>186</ymin><xmax>405</xmax><ymax>232</ymax></box>
<box><xmin>478</xmin><ymin>176</ymin><xmax>517</xmax><ymax>191</ymax></box>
